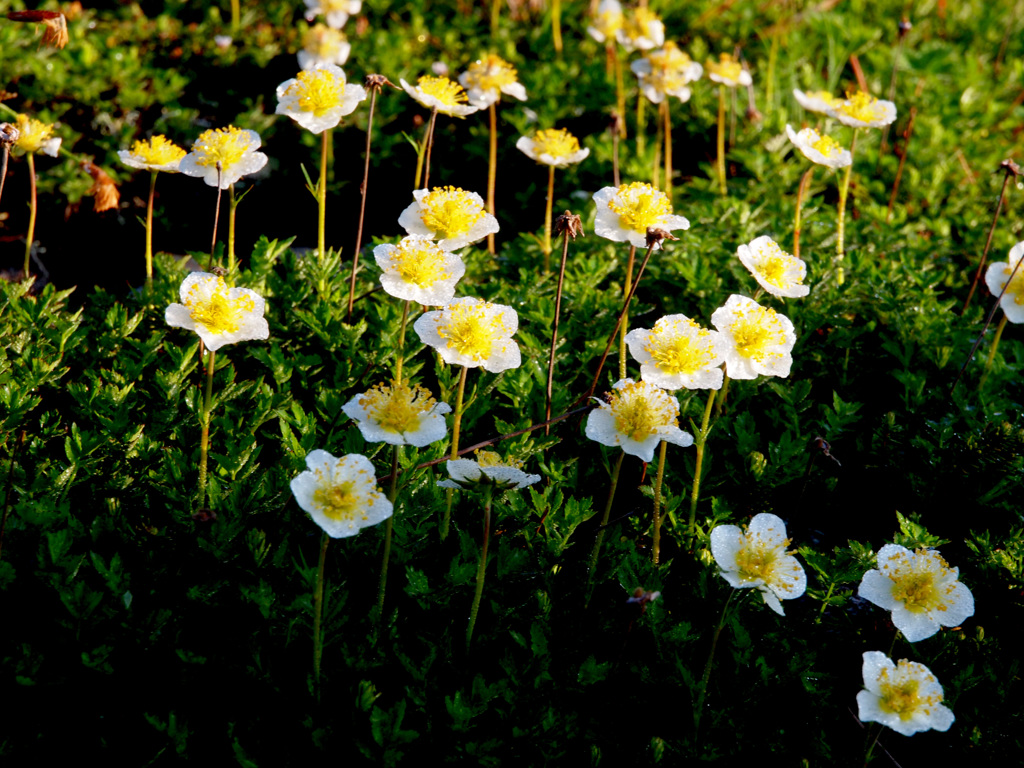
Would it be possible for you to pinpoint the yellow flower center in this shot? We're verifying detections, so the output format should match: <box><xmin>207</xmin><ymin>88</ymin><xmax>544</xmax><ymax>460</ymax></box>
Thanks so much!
<box><xmin>647</xmin><ymin>43</ymin><xmax>694</xmax><ymax>93</ymax></box>
<box><xmin>607</xmin><ymin>381</ymin><xmax>679</xmax><ymax>442</ymax></box>
<box><xmin>437</xmin><ymin>301</ymin><xmax>508</xmax><ymax>362</ymax></box>
<box><xmin>192</xmin><ymin>126</ymin><xmax>252</xmax><ymax>169</ymax></box>
<box><xmin>1003</xmin><ymin>265</ymin><xmax>1024</xmax><ymax>305</ymax></box>
<box><xmin>621</xmin><ymin>7</ymin><xmax>659</xmax><ymax>42</ymax></box>
<box><xmin>311</xmin><ymin>470</ymin><xmax>371</xmax><ymax>524</ymax></box>
<box><xmin>130</xmin><ymin>135</ymin><xmax>186</xmax><ymax>166</ymax></box>
<box><xmin>707</xmin><ymin>53</ymin><xmax>743</xmax><ymax>83</ymax></box>
<box><xmin>419</xmin><ymin>186</ymin><xmax>485</xmax><ymax>239</ymax></box>
<box><xmin>883</xmin><ymin>548</ymin><xmax>955</xmax><ymax>613</ymax></box>
<box><xmin>286</xmin><ymin>69</ymin><xmax>346</xmax><ymax>116</ymax></box>
<box><xmin>303</xmin><ymin>24</ymin><xmax>344</xmax><ymax>59</ymax></box>
<box><xmin>416</xmin><ymin>75</ymin><xmax>468</xmax><ymax>107</ymax></box>
<box><xmin>390</xmin><ymin>239</ymin><xmax>451</xmax><ymax>287</ymax></box>
<box><xmin>531</xmin><ymin>128</ymin><xmax>581</xmax><ymax>159</ymax></box>
<box><xmin>607</xmin><ymin>182</ymin><xmax>671</xmax><ymax>234</ymax></box>
<box><xmin>734</xmin><ymin>535</ymin><xmax>786</xmax><ymax>583</ymax></box>
<box><xmin>15</xmin><ymin>114</ymin><xmax>53</xmax><ymax>153</ymax></box>
<box><xmin>810</xmin><ymin>133</ymin><xmax>841</xmax><ymax>158</ymax></box>
<box><xmin>475</xmin><ymin>449</ymin><xmax>522</xmax><ymax>469</ymax></box>
<box><xmin>643</xmin><ymin>318</ymin><xmax>717</xmax><ymax>376</ymax></box>
<box><xmin>806</xmin><ymin>90</ymin><xmax>837</xmax><ymax>107</ymax></box>
<box><xmin>463</xmin><ymin>55</ymin><xmax>518</xmax><ymax>94</ymax></box>
<box><xmin>593</xmin><ymin>8</ymin><xmax>623</xmax><ymax>37</ymax></box>
<box><xmin>839</xmin><ymin>91</ymin><xmax>886</xmax><ymax>123</ymax></box>
<box><xmin>322</xmin><ymin>0</ymin><xmax>351</xmax><ymax>13</ymax></box>
<box><xmin>358</xmin><ymin>380</ymin><xmax>438</xmax><ymax>435</ymax></box>
<box><xmin>184</xmin><ymin>276</ymin><xmax>256</xmax><ymax>336</ymax></box>
<box><xmin>729</xmin><ymin>305</ymin><xmax>787</xmax><ymax>363</ymax></box>
<box><xmin>877</xmin><ymin>662</ymin><xmax>941</xmax><ymax>721</ymax></box>
<box><xmin>753</xmin><ymin>240</ymin><xmax>798</xmax><ymax>289</ymax></box>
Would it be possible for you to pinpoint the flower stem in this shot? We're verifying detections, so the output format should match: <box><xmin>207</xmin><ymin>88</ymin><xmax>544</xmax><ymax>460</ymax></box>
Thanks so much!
<box><xmin>22</xmin><ymin>153</ymin><xmax>36</xmax><ymax>279</ymax></box>
<box><xmin>688</xmin><ymin>388</ymin><xmax>717</xmax><ymax>545</ymax></box>
<box><xmin>663</xmin><ymin>100</ymin><xmax>673</xmax><ymax>205</ymax></box>
<box><xmin>694</xmin><ymin>590</ymin><xmax>735</xmax><ymax>738</ymax></box>
<box><xmin>422</xmin><ymin>107</ymin><xmax>439</xmax><ymax>190</ymax></box>
<box><xmin>636</xmin><ymin>91</ymin><xmax>646</xmax><ymax>156</ymax></box>
<box><xmin>207</xmin><ymin>165</ymin><xmax>223</xmax><ymax>272</ymax></box>
<box><xmin>980</xmin><ymin>313</ymin><xmax>1008</xmax><ymax>389</ymax></box>
<box><xmin>317</xmin><ymin>128</ymin><xmax>329</xmax><ymax>294</ymax></box>
<box><xmin>466</xmin><ymin>485</ymin><xmax>494</xmax><ymax>649</ymax></box>
<box><xmin>716</xmin><ymin>85</ymin><xmax>726</xmax><ymax>196</ymax></box>
<box><xmin>396</xmin><ymin>299</ymin><xmax>411</xmax><ymax>384</ymax></box>
<box><xmin>542</xmin><ymin>164</ymin><xmax>555</xmax><ymax>271</ymax></box>
<box><xmin>587</xmin><ymin>451</ymin><xmax>625</xmax><ymax>595</ymax></box>
<box><xmin>350</xmin><ymin>82</ymin><xmax>381</xmax><ymax>321</ymax></box>
<box><xmin>962</xmin><ymin>161</ymin><xmax>1016</xmax><ymax>315</ymax></box>
<box><xmin>619</xmin><ymin>245</ymin><xmax>636</xmax><ymax>380</ymax></box>
<box><xmin>614</xmin><ymin>49</ymin><xmax>627</xmax><ymax>139</ymax></box>
<box><xmin>441</xmin><ymin>365</ymin><xmax>470</xmax><ymax>540</ymax></box>
<box><xmin>197</xmin><ymin>349</ymin><xmax>216</xmax><ymax>511</ymax></box>
<box><xmin>229</xmin><ymin>0</ymin><xmax>240</xmax><ymax>33</ymax></box>
<box><xmin>487</xmin><ymin>104</ymin><xmax>498</xmax><ymax>256</ymax></box>
<box><xmin>651</xmin><ymin>439</ymin><xmax>668</xmax><ymax>565</ymax></box>
<box><xmin>0</xmin><ymin>144</ymin><xmax>10</xmax><ymax>211</ymax></box>
<box><xmin>612</xmin><ymin>114</ymin><xmax>621</xmax><ymax>187</ymax></box>
<box><xmin>551</xmin><ymin>0</ymin><xmax>562</xmax><ymax>54</ymax></box>
<box><xmin>793</xmin><ymin>166</ymin><xmax>814</xmax><ymax>260</ymax></box>
<box><xmin>312</xmin><ymin>531</ymin><xmax>329</xmax><ymax>689</ymax></box>
<box><xmin>375</xmin><ymin>444</ymin><xmax>402</xmax><ymax>635</ymax></box>
<box><xmin>546</xmin><ymin>221</ymin><xmax>571</xmax><ymax>436</ymax></box>
<box><xmin>886</xmin><ymin>106</ymin><xmax>917</xmax><ymax>223</ymax></box>
<box><xmin>490</xmin><ymin>0</ymin><xmax>500</xmax><ymax>36</ymax></box>
<box><xmin>862</xmin><ymin>724</ymin><xmax>884</xmax><ymax>767</ymax></box>
<box><xmin>144</xmin><ymin>170</ymin><xmax>158</xmax><ymax>287</ymax></box>
<box><xmin>227</xmin><ymin>183</ymin><xmax>237</xmax><ymax>276</ymax></box>
<box><xmin>836</xmin><ymin>128</ymin><xmax>859</xmax><ymax>285</ymax></box>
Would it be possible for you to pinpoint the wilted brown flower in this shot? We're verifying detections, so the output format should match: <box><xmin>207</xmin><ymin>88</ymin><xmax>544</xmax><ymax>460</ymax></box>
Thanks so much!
<box><xmin>83</xmin><ymin>161</ymin><xmax>119</xmax><ymax>213</ymax></box>
<box><xmin>7</xmin><ymin>10</ymin><xmax>69</xmax><ymax>50</ymax></box>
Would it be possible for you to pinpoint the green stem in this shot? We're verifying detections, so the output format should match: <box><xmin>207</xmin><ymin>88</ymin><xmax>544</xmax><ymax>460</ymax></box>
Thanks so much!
<box><xmin>490</xmin><ymin>0</ymin><xmax>500</xmax><ymax>36</ymax></box>
<box><xmin>318</xmin><ymin>128</ymin><xmax>329</xmax><ymax>294</ymax></box>
<box><xmin>694</xmin><ymin>590</ymin><xmax>735</xmax><ymax>738</ymax></box>
<box><xmin>588</xmin><ymin>452</ymin><xmax>626</xmax><ymax>590</ymax></box>
<box><xmin>396</xmin><ymin>299</ymin><xmax>411</xmax><ymax>384</ymax></box>
<box><xmin>636</xmin><ymin>90</ymin><xmax>646</xmax><ymax>156</ymax></box>
<box><xmin>23</xmin><ymin>153</ymin><xmax>36</xmax><ymax>279</ymax></box>
<box><xmin>836</xmin><ymin>129</ymin><xmax>859</xmax><ymax>285</ymax></box>
<box><xmin>227</xmin><ymin>183</ymin><xmax>237</xmax><ymax>276</ymax></box>
<box><xmin>197</xmin><ymin>349</ymin><xmax>216</xmax><ymax>511</ymax></box>
<box><xmin>663</xmin><ymin>100</ymin><xmax>673</xmax><ymax>205</ymax></box>
<box><xmin>546</xmin><ymin>223</ymin><xmax>571</xmax><ymax>435</ymax></box>
<box><xmin>551</xmin><ymin>0</ymin><xmax>562</xmax><ymax>54</ymax></box>
<box><xmin>466</xmin><ymin>485</ymin><xmax>494</xmax><ymax>649</ymax></box>
<box><xmin>350</xmin><ymin>84</ymin><xmax>380</xmax><ymax>321</ymax></box>
<box><xmin>765</xmin><ymin>33</ymin><xmax>779</xmax><ymax>112</ymax></box>
<box><xmin>980</xmin><ymin>313</ymin><xmax>1008</xmax><ymax>389</ymax></box>
<box><xmin>619</xmin><ymin>245</ymin><xmax>636</xmax><ymax>380</ymax></box>
<box><xmin>688</xmin><ymin>388</ymin><xmax>717</xmax><ymax>544</ymax></box>
<box><xmin>441</xmin><ymin>366</ymin><xmax>470</xmax><ymax>540</ymax></box>
<box><xmin>375</xmin><ymin>444</ymin><xmax>402</xmax><ymax>633</ymax></box>
<box><xmin>794</xmin><ymin>166</ymin><xmax>814</xmax><ymax>260</ymax></box>
<box><xmin>145</xmin><ymin>171</ymin><xmax>158</xmax><ymax>286</ymax></box>
<box><xmin>422</xmin><ymin>107</ymin><xmax>439</xmax><ymax>190</ymax></box>
<box><xmin>863</xmin><ymin>724</ymin><xmax>884</xmax><ymax>767</ymax></box>
<box><xmin>715</xmin><ymin>373</ymin><xmax>729</xmax><ymax>417</ymax></box>
<box><xmin>651</xmin><ymin>439</ymin><xmax>668</xmax><ymax>565</ymax></box>
<box><xmin>229</xmin><ymin>0</ymin><xmax>240</xmax><ymax>33</ymax></box>
<box><xmin>312</xmin><ymin>532</ymin><xmax>329</xmax><ymax>688</ymax></box>
<box><xmin>614</xmin><ymin>49</ymin><xmax>627</xmax><ymax>139</ymax></box>
<box><xmin>542</xmin><ymin>164</ymin><xmax>555</xmax><ymax>271</ymax></box>
<box><xmin>716</xmin><ymin>85</ymin><xmax>726</xmax><ymax>196</ymax></box>
<box><xmin>487</xmin><ymin>104</ymin><xmax>498</xmax><ymax>256</ymax></box>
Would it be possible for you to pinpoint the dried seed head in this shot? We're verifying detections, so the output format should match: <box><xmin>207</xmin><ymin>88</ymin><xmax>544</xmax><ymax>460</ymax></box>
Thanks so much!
<box><xmin>645</xmin><ymin>227</ymin><xmax>678</xmax><ymax>249</ymax></box>
<box><xmin>8</xmin><ymin>10</ymin><xmax>69</xmax><ymax>49</ymax></box>
<box><xmin>364</xmin><ymin>73</ymin><xmax>392</xmax><ymax>90</ymax></box>
<box><xmin>898</xmin><ymin>18</ymin><xmax>912</xmax><ymax>37</ymax></box>
<box><xmin>1000</xmin><ymin>158</ymin><xmax>1021</xmax><ymax>177</ymax></box>
<box><xmin>0</xmin><ymin>122</ymin><xmax>19</xmax><ymax>147</ymax></box>
<box><xmin>554</xmin><ymin>210</ymin><xmax>584</xmax><ymax>239</ymax></box>
<box><xmin>82</xmin><ymin>161</ymin><xmax>120</xmax><ymax>213</ymax></box>
<box><xmin>608</xmin><ymin>111</ymin><xmax>623</xmax><ymax>134</ymax></box>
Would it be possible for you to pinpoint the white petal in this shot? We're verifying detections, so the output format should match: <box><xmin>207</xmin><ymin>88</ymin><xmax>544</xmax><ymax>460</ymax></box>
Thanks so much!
<box><xmin>710</xmin><ymin>525</ymin><xmax>744</xmax><ymax>571</ymax></box>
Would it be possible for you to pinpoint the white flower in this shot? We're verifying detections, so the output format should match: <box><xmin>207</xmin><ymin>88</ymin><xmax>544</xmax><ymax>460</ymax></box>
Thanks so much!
<box><xmin>14</xmin><ymin>114</ymin><xmax>61</xmax><ymax>157</ymax></box>
<box><xmin>857</xmin><ymin>652</ymin><xmax>955</xmax><ymax>737</ymax></box>
<box><xmin>437</xmin><ymin>451</ymin><xmax>540</xmax><ymax>491</ymax></box>
<box><xmin>711</xmin><ymin>294</ymin><xmax>796</xmax><ymax>380</ymax></box>
<box><xmin>792</xmin><ymin>88</ymin><xmax>838</xmax><ymax>115</ymax></box>
<box><xmin>165</xmin><ymin>272</ymin><xmax>269</xmax><ymax>351</ymax></box>
<box><xmin>276</xmin><ymin>65</ymin><xmax>367</xmax><ymax>134</ymax></box>
<box><xmin>615</xmin><ymin>6</ymin><xmax>664</xmax><ymax>52</ymax></box>
<box><xmin>631</xmin><ymin>42</ymin><xmax>703</xmax><ymax>104</ymax></box>
<box><xmin>585</xmin><ymin>379</ymin><xmax>694</xmax><ymax>462</ymax></box>
<box><xmin>710</xmin><ymin>513</ymin><xmax>806</xmax><ymax>615</ymax></box>
<box><xmin>303</xmin><ymin>0</ymin><xmax>360</xmax><ymax>29</ymax></box>
<box><xmin>374</xmin><ymin>235</ymin><xmax>466</xmax><ymax>305</ymax></box>
<box><xmin>587</xmin><ymin>0</ymin><xmax>623</xmax><ymax>44</ymax></box>
<box><xmin>625</xmin><ymin>314</ymin><xmax>725</xmax><ymax>391</ymax></box>
<box><xmin>398</xmin><ymin>186</ymin><xmax>499</xmax><ymax>250</ymax></box>
<box><xmin>117</xmin><ymin>135</ymin><xmax>186</xmax><ymax>173</ymax></box>
<box><xmin>984</xmin><ymin>240</ymin><xmax>1024</xmax><ymax>324</ymax></box>
<box><xmin>290</xmin><ymin>450</ymin><xmax>392</xmax><ymax>538</ymax></box>
<box><xmin>736</xmin><ymin>236</ymin><xmax>810</xmax><ymax>298</ymax></box>
<box><xmin>178</xmin><ymin>126</ymin><xmax>268</xmax><ymax>189</ymax></box>
<box><xmin>342</xmin><ymin>380</ymin><xmax>451</xmax><ymax>447</ymax></box>
<box><xmin>593</xmin><ymin>182</ymin><xmax>690</xmax><ymax>249</ymax></box>
<box><xmin>858</xmin><ymin>544</ymin><xmax>975</xmax><ymax>643</ymax></box>
<box><xmin>828</xmin><ymin>91</ymin><xmax>897</xmax><ymax>128</ymax></box>
<box><xmin>785</xmin><ymin>124</ymin><xmax>852</xmax><ymax>169</ymax></box>
<box><xmin>457</xmin><ymin>54</ymin><xmax>527</xmax><ymax>108</ymax></box>
<box><xmin>400</xmin><ymin>76</ymin><xmax>482</xmax><ymax>117</ymax></box>
<box><xmin>413</xmin><ymin>297</ymin><xmax>521</xmax><ymax>373</ymax></box>
<box><xmin>705</xmin><ymin>53</ymin><xmax>752</xmax><ymax>87</ymax></box>
<box><xmin>298</xmin><ymin>24</ymin><xmax>350</xmax><ymax>70</ymax></box>
<box><xmin>515</xmin><ymin>128</ymin><xmax>589</xmax><ymax>168</ymax></box>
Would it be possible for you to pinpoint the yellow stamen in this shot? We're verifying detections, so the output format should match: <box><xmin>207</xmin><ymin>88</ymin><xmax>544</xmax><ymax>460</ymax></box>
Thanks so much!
<box><xmin>184</xmin><ymin>276</ymin><xmax>256</xmax><ymax>336</ymax></box>
<box><xmin>810</xmin><ymin>133</ymin><xmax>841</xmax><ymax>158</ymax></box>
<box><xmin>1003</xmin><ymin>265</ymin><xmax>1024</xmax><ymax>305</ymax></box>
<box><xmin>14</xmin><ymin>114</ymin><xmax>53</xmax><ymax>154</ymax></box>
<box><xmin>419</xmin><ymin>186</ymin><xmax>485</xmax><ymax>239</ymax></box>
<box><xmin>707</xmin><ymin>53</ymin><xmax>743</xmax><ymax>83</ymax></box>
<box><xmin>416</xmin><ymin>75</ymin><xmax>468</xmax><ymax>107</ymax></box>
<box><xmin>643</xmin><ymin>318</ymin><xmax>717</xmax><ymax>375</ymax></box>
<box><xmin>607</xmin><ymin>182</ymin><xmax>672</xmax><ymax>234</ymax></box>
<box><xmin>646</xmin><ymin>42</ymin><xmax>694</xmax><ymax>93</ymax></box>
<box><xmin>883</xmin><ymin>548</ymin><xmax>958</xmax><ymax>613</ymax></box>
<box><xmin>311</xmin><ymin>468</ymin><xmax>374</xmax><ymax>526</ymax></box>
<box><xmin>286</xmin><ymin>69</ymin><xmax>346</xmax><ymax>116</ymax></box>
<box><xmin>437</xmin><ymin>301</ymin><xmax>507</xmax><ymax>362</ymax></box>
<box><xmin>303</xmin><ymin>24</ymin><xmax>345</xmax><ymax>59</ymax></box>
<box><xmin>877</xmin><ymin>662</ymin><xmax>942</xmax><ymax>721</ymax></box>
<box><xmin>621</xmin><ymin>7</ymin><xmax>658</xmax><ymax>42</ymax></box>
<box><xmin>390</xmin><ymin>239</ymin><xmax>450</xmax><ymax>287</ymax></box>
<box><xmin>475</xmin><ymin>449</ymin><xmax>522</xmax><ymax>469</ymax></box>
<box><xmin>607</xmin><ymin>381</ymin><xmax>679</xmax><ymax>442</ymax></box>
<box><xmin>531</xmin><ymin>128</ymin><xmax>581</xmax><ymax>159</ymax></box>
<box><xmin>130</xmin><ymin>135</ymin><xmax>186</xmax><ymax>166</ymax></box>
<box><xmin>753</xmin><ymin>240</ymin><xmax>798</xmax><ymax>289</ymax></box>
<box><xmin>191</xmin><ymin>126</ymin><xmax>252</xmax><ymax>169</ymax></box>
<box><xmin>358</xmin><ymin>380</ymin><xmax>437</xmax><ymax>435</ymax></box>
<box><xmin>463</xmin><ymin>55</ymin><xmax>518</xmax><ymax>93</ymax></box>
<box><xmin>735</xmin><ymin>536</ymin><xmax>787</xmax><ymax>583</ymax></box>
<box><xmin>839</xmin><ymin>91</ymin><xmax>886</xmax><ymax>123</ymax></box>
<box><xmin>729</xmin><ymin>305</ymin><xmax>787</xmax><ymax>363</ymax></box>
